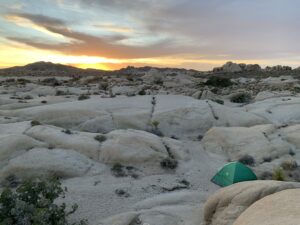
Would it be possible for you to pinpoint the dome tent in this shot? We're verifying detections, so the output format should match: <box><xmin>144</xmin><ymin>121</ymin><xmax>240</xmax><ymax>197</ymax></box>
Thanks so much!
<box><xmin>211</xmin><ymin>162</ymin><xmax>257</xmax><ymax>187</ymax></box>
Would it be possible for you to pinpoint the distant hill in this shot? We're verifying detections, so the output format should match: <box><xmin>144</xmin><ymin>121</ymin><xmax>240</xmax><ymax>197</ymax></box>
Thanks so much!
<box><xmin>0</xmin><ymin>62</ymin><xmax>203</xmax><ymax>77</ymax></box>
<box><xmin>0</xmin><ymin>61</ymin><xmax>299</xmax><ymax>78</ymax></box>
<box><xmin>0</xmin><ymin>61</ymin><xmax>108</xmax><ymax>77</ymax></box>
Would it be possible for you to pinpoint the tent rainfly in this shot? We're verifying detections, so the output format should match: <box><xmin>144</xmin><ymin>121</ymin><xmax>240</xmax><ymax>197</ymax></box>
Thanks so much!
<box><xmin>211</xmin><ymin>161</ymin><xmax>257</xmax><ymax>187</ymax></box>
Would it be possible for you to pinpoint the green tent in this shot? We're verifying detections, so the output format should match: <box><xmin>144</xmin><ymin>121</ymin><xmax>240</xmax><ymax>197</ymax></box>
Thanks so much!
<box><xmin>211</xmin><ymin>162</ymin><xmax>257</xmax><ymax>187</ymax></box>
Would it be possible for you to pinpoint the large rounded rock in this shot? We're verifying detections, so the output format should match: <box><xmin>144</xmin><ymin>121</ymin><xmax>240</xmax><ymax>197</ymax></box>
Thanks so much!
<box><xmin>246</xmin><ymin>97</ymin><xmax>300</xmax><ymax>125</ymax></box>
<box><xmin>0</xmin><ymin>134</ymin><xmax>46</xmax><ymax>166</ymax></box>
<box><xmin>202</xmin><ymin>124</ymin><xmax>290</xmax><ymax>163</ymax></box>
<box><xmin>282</xmin><ymin>124</ymin><xmax>300</xmax><ymax>148</ymax></box>
<box><xmin>234</xmin><ymin>189</ymin><xmax>300</xmax><ymax>225</ymax></box>
<box><xmin>99</xmin><ymin>129</ymin><xmax>189</xmax><ymax>164</ymax></box>
<box><xmin>203</xmin><ymin>181</ymin><xmax>300</xmax><ymax>225</ymax></box>
<box><xmin>3</xmin><ymin>95</ymin><xmax>267</xmax><ymax>139</ymax></box>
<box><xmin>25</xmin><ymin>125</ymin><xmax>101</xmax><ymax>160</ymax></box>
<box><xmin>0</xmin><ymin>148</ymin><xmax>104</xmax><ymax>180</ymax></box>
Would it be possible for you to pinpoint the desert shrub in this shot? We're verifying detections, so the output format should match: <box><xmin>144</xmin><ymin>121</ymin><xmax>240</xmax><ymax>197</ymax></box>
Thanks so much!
<box><xmin>62</xmin><ymin>129</ymin><xmax>72</xmax><ymax>135</ymax></box>
<box><xmin>289</xmin><ymin>149</ymin><xmax>296</xmax><ymax>156</ymax></box>
<box><xmin>2</xmin><ymin>175</ymin><xmax>20</xmax><ymax>188</ymax></box>
<box><xmin>230</xmin><ymin>92</ymin><xmax>252</xmax><ymax>103</ymax></box>
<box><xmin>272</xmin><ymin>167</ymin><xmax>285</xmax><ymax>181</ymax></box>
<box><xmin>42</xmin><ymin>78</ymin><xmax>60</xmax><ymax>86</ymax></box>
<box><xmin>263</xmin><ymin>156</ymin><xmax>272</xmax><ymax>162</ymax></box>
<box><xmin>126</xmin><ymin>75</ymin><xmax>134</xmax><ymax>81</ymax></box>
<box><xmin>5</xmin><ymin>78</ymin><xmax>15</xmax><ymax>83</ymax></box>
<box><xmin>110</xmin><ymin>163</ymin><xmax>139</xmax><ymax>178</ymax></box>
<box><xmin>238</xmin><ymin>154</ymin><xmax>255</xmax><ymax>166</ymax></box>
<box><xmin>259</xmin><ymin>171</ymin><xmax>273</xmax><ymax>180</ymax></box>
<box><xmin>138</xmin><ymin>89</ymin><xmax>146</xmax><ymax>95</ymax></box>
<box><xmin>160</xmin><ymin>158</ymin><xmax>178</xmax><ymax>170</ymax></box>
<box><xmin>205</xmin><ymin>76</ymin><xmax>233</xmax><ymax>87</ymax></box>
<box><xmin>153</xmin><ymin>76</ymin><xmax>163</xmax><ymax>85</ymax></box>
<box><xmin>99</xmin><ymin>82</ymin><xmax>108</xmax><ymax>91</ymax></box>
<box><xmin>94</xmin><ymin>135</ymin><xmax>107</xmax><ymax>143</ymax></box>
<box><xmin>23</xmin><ymin>95</ymin><xmax>33</xmax><ymax>100</ymax></box>
<box><xmin>281</xmin><ymin>159</ymin><xmax>298</xmax><ymax>171</ymax></box>
<box><xmin>78</xmin><ymin>94</ymin><xmax>90</xmax><ymax>101</ymax></box>
<box><xmin>17</xmin><ymin>78</ymin><xmax>31</xmax><ymax>84</ymax></box>
<box><xmin>31</xmin><ymin>120</ymin><xmax>41</xmax><ymax>126</ymax></box>
<box><xmin>115</xmin><ymin>189</ymin><xmax>130</xmax><ymax>197</ymax></box>
<box><xmin>55</xmin><ymin>90</ymin><xmax>66</xmax><ymax>96</ymax></box>
<box><xmin>0</xmin><ymin>178</ymin><xmax>88</xmax><ymax>225</ymax></box>
<box><xmin>111</xmin><ymin>163</ymin><xmax>126</xmax><ymax>177</ymax></box>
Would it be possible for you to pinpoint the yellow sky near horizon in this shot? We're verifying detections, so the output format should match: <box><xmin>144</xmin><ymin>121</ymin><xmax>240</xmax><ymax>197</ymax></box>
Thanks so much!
<box><xmin>1</xmin><ymin>44</ymin><xmax>299</xmax><ymax>71</ymax></box>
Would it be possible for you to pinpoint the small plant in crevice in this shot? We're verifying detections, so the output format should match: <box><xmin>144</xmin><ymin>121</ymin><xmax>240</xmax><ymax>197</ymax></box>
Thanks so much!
<box><xmin>0</xmin><ymin>178</ymin><xmax>88</xmax><ymax>225</ymax></box>
<box><xmin>160</xmin><ymin>158</ymin><xmax>178</xmax><ymax>170</ymax></box>
<box><xmin>152</xmin><ymin>120</ymin><xmax>159</xmax><ymax>129</ymax></box>
<box><xmin>150</xmin><ymin>120</ymin><xmax>163</xmax><ymax>137</ymax></box>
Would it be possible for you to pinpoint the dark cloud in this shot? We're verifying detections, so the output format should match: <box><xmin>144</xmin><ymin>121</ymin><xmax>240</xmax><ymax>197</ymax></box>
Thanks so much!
<box><xmin>6</xmin><ymin>12</ymin><xmax>193</xmax><ymax>58</ymax></box>
<box><xmin>13</xmin><ymin>12</ymin><xmax>66</xmax><ymax>27</ymax></box>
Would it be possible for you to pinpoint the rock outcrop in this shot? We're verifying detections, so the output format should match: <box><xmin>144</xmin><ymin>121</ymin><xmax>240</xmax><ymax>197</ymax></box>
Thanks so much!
<box><xmin>203</xmin><ymin>181</ymin><xmax>300</xmax><ymax>225</ymax></box>
<box><xmin>234</xmin><ymin>189</ymin><xmax>300</xmax><ymax>225</ymax></box>
<box><xmin>202</xmin><ymin>124</ymin><xmax>291</xmax><ymax>163</ymax></box>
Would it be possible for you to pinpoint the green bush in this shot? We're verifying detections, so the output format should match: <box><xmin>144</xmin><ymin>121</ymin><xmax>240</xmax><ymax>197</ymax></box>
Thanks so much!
<box><xmin>230</xmin><ymin>92</ymin><xmax>252</xmax><ymax>103</ymax></box>
<box><xmin>272</xmin><ymin>167</ymin><xmax>285</xmax><ymax>181</ymax></box>
<box><xmin>205</xmin><ymin>76</ymin><xmax>233</xmax><ymax>87</ymax></box>
<box><xmin>0</xmin><ymin>178</ymin><xmax>87</xmax><ymax>225</ymax></box>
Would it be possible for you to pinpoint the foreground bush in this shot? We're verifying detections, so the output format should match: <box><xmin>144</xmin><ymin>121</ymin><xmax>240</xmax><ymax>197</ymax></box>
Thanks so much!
<box><xmin>0</xmin><ymin>178</ymin><xmax>87</xmax><ymax>225</ymax></box>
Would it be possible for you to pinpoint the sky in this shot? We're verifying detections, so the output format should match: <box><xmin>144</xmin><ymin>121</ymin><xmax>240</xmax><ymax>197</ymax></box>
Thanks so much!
<box><xmin>0</xmin><ymin>0</ymin><xmax>300</xmax><ymax>71</ymax></box>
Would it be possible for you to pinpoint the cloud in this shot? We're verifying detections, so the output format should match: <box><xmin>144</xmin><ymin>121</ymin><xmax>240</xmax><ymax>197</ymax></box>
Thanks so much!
<box><xmin>6</xmin><ymin>12</ymin><xmax>193</xmax><ymax>59</ymax></box>
<box><xmin>2</xmin><ymin>0</ymin><xmax>300</xmax><ymax>69</ymax></box>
